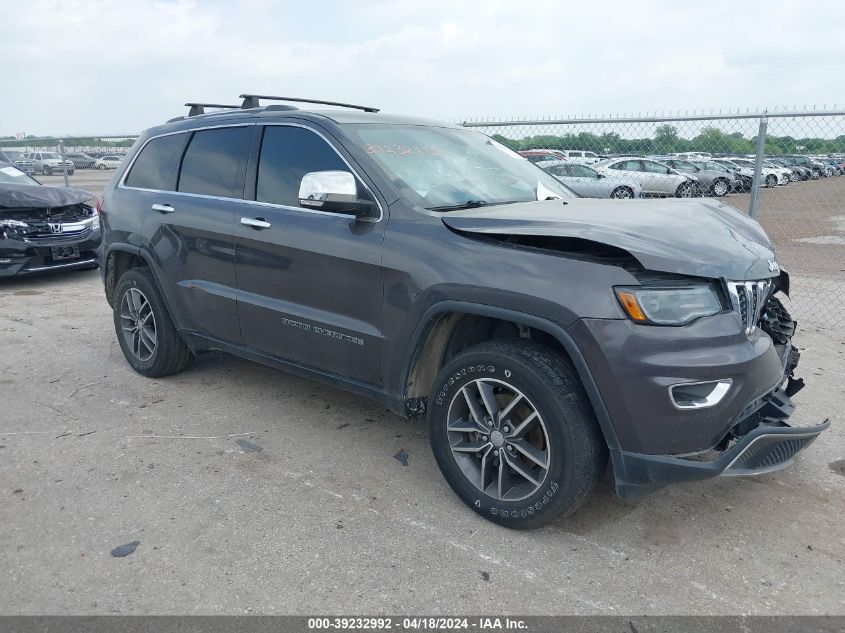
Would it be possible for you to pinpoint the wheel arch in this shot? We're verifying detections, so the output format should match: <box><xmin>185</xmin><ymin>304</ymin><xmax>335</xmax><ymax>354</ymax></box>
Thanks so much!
<box><xmin>401</xmin><ymin>301</ymin><xmax>621</xmax><ymax>454</ymax></box>
<box><xmin>103</xmin><ymin>244</ymin><xmax>168</xmax><ymax>309</ymax></box>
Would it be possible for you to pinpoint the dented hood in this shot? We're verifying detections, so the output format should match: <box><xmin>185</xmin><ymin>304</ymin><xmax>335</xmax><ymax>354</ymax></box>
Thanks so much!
<box><xmin>441</xmin><ymin>198</ymin><xmax>779</xmax><ymax>280</ymax></box>
<box><xmin>0</xmin><ymin>183</ymin><xmax>94</xmax><ymax>210</ymax></box>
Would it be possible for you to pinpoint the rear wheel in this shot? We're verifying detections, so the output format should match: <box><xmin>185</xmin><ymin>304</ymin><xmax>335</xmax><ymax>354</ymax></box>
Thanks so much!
<box><xmin>98</xmin><ymin>163</ymin><xmax>106</xmax><ymax>170</ymax></box>
<box><xmin>43</xmin><ymin>166</ymin><xmax>52</xmax><ymax>176</ymax></box>
<box><xmin>113</xmin><ymin>268</ymin><xmax>192</xmax><ymax>377</ymax></box>
<box><xmin>427</xmin><ymin>339</ymin><xmax>607</xmax><ymax>529</ymax></box>
<box><xmin>610</xmin><ymin>186</ymin><xmax>633</xmax><ymax>199</ymax></box>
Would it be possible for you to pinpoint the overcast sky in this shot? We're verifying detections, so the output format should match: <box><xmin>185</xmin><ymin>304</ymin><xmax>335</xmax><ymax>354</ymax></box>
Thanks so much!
<box><xmin>3</xmin><ymin>0</ymin><xmax>844</xmax><ymax>136</ymax></box>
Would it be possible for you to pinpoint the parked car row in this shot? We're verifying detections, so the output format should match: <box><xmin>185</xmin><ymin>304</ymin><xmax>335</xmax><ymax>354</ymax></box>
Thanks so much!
<box><xmin>520</xmin><ymin>148</ymin><xmax>844</xmax><ymax>199</ymax></box>
<box><xmin>0</xmin><ymin>149</ymin><xmax>127</xmax><ymax>174</ymax></box>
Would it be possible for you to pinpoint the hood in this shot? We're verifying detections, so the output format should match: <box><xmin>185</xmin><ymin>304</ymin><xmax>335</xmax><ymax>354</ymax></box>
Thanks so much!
<box><xmin>441</xmin><ymin>198</ymin><xmax>778</xmax><ymax>280</ymax></box>
<box><xmin>0</xmin><ymin>183</ymin><xmax>94</xmax><ymax>210</ymax></box>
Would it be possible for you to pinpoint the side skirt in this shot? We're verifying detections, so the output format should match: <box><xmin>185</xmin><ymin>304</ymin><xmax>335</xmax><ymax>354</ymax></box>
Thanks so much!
<box><xmin>180</xmin><ymin>331</ymin><xmax>403</xmax><ymax>415</ymax></box>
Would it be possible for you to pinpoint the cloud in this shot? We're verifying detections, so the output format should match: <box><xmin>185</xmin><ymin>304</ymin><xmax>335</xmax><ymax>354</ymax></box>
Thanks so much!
<box><xmin>2</xmin><ymin>0</ymin><xmax>844</xmax><ymax>135</ymax></box>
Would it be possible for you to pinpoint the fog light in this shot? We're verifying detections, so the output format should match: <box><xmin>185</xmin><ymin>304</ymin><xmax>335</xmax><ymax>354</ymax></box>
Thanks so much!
<box><xmin>670</xmin><ymin>379</ymin><xmax>732</xmax><ymax>409</ymax></box>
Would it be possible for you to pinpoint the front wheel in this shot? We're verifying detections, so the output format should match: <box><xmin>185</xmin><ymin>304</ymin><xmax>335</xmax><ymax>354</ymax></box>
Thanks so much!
<box><xmin>427</xmin><ymin>339</ymin><xmax>607</xmax><ymax>529</ymax></box>
<box><xmin>711</xmin><ymin>178</ymin><xmax>729</xmax><ymax>197</ymax></box>
<box><xmin>113</xmin><ymin>268</ymin><xmax>193</xmax><ymax>377</ymax></box>
<box><xmin>610</xmin><ymin>186</ymin><xmax>634</xmax><ymax>199</ymax></box>
<box><xmin>98</xmin><ymin>163</ymin><xmax>106</xmax><ymax>170</ymax></box>
<box><xmin>675</xmin><ymin>181</ymin><xmax>699</xmax><ymax>198</ymax></box>
<box><xmin>43</xmin><ymin>166</ymin><xmax>52</xmax><ymax>176</ymax></box>
<box><xmin>765</xmin><ymin>174</ymin><xmax>777</xmax><ymax>187</ymax></box>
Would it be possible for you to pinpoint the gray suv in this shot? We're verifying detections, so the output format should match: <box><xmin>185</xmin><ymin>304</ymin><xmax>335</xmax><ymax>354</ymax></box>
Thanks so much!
<box><xmin>98</xmin><ymin>95</ymin><xmax>828</xmax><ymax>529</ymax></box>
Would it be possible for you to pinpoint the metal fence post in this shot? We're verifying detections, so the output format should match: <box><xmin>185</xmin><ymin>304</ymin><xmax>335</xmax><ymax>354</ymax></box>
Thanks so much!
<box><xmin>58</xmin><ymin>139</ymin><xmax>69</xmax><ymax>187</ymax></box>
<box><xmin>748</xmin><ymin>114</ymin><xmax>769</xmax><ymax>219</ymax></box>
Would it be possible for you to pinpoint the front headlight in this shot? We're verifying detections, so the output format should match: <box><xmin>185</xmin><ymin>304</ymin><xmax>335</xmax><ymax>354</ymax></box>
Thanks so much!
<box><xmin>615</xmin><ymin>284</ymin><xmax>722</xmax><ymax>325</ymax></box>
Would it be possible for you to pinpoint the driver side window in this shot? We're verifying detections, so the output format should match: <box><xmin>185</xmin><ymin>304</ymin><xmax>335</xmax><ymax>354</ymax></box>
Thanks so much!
<box><xmin>256</xmin><ymin>126</ymin><xmax>359</xmax><ymax>210</ymax></box>
<box><xmin>643</xmin><ymin>161</ymin><xmax>669</xmax><ymax>173</ymax></box>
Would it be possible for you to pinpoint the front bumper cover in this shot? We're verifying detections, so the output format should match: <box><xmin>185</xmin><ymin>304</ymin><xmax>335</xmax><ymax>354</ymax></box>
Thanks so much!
<box><xmin>613</xmin><ymin>387</ymin><xmax>828</xmax><ymax>499</ymax></box>
<box><xmin>0</xmin><ymin>230</ymin><xmax>101</xmax><ymax>277</ymax></box>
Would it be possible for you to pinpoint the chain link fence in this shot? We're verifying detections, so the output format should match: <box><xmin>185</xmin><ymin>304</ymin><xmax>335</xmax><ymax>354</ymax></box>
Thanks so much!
<box><xmin>462</xmin><ymin>110</ymin><xmax>845</xmax><ymax>327</ymax></box>
<box><xmin>0</xmin><ymin>134</ymin><xmax>137</xmax><ymax>193</ymax></box>
<box><xmin>3</xmin><ymin>111</ymin><xmax>843</xmax><ymax>326</ymax></box>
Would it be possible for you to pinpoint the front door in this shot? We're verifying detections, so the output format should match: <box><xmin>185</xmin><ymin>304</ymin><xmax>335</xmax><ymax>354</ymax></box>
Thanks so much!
<box><xmin>234</xmin><ymin>124</ymin><xmax>385</xmax><ymax>386</ymax></box>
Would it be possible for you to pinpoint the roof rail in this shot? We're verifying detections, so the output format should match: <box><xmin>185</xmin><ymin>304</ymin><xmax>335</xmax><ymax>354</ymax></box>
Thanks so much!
<box><xmin>185</xmin><ymin>103</ymin><xmax>240</xmax><ymax>117</ymax></box>
<box><xmin>239</xmin><ymin>94</ymin><xmax>379</xmax><ymax>113</ymax></box>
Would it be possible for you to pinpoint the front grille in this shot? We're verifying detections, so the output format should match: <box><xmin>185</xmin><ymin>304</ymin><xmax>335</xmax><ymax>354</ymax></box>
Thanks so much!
<box><xmin>727</xmin><ymin>280</ymin><xmax>771</xmax><ymax>334</ymax></box>
<box><xmin>29</xmin><ymin>226</ymin><xmax>91</xmax><ymax>240</ymax></box>
<box><xmin>759</xmin><ymin>297</ymin><xmax>795</xmax><ymax>345</ymax></box>
<box><xmin>24</xmin><ymin>217</ymin><xmax>95</xmax><ymax>241</ymax></box>
<box><xmin>728</xmin><ymin>433</ymin><xmax>818</xmax><ymax>471</ymax></box>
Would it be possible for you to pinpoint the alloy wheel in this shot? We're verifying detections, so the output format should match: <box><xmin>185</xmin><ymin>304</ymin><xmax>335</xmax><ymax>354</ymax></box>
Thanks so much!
<box><xmin>713</xmin><ymin>180</ymin><xmax>728</xmax><ymax>196</ymax></box>
<box><xmin>119</xmin><ymin>287</ymin><xmax>157</xmax><ymax>361</ymax></box>
<box><xmin>611</xmin><ymin>187</ymin><xmax>632</xmax><ymax>199</ymax></box>
<box><xmin>446</xmin><ymin>378</ymin><xmax>550</xmax><ymax>501</ymax></box>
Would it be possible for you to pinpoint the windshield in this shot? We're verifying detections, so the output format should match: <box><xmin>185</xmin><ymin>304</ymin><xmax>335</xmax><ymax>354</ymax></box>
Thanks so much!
<box><xmin>0</xmin><ymin>164</ymin><xmax>39</xmax><ymax>185</ymax></box>
<box><xmin>344</xmin><ymin>124</ymin><xmax>575</xmax><ymax>209</ymax></box>
<box><xmin>41</xmin><ymin>152</ymin><xmax>61</xmax><ymax>160</ymax></box>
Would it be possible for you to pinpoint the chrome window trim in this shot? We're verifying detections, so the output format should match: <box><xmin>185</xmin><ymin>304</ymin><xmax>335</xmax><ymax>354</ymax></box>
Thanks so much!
<box><xmin>117</xmin><ymin>120</ymin><xmax>384</xmax><ymax>223</ymax></box>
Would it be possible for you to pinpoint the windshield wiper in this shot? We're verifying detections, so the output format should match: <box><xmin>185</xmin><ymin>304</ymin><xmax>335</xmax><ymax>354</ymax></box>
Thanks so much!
<box><xmin>430</xmin><ymin>199</ymin><xmax>522</xmax><ymax>212</ymax></box>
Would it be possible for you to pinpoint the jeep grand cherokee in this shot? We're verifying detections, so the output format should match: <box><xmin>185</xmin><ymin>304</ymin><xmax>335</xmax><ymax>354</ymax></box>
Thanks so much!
<box><xmin>98</xmin><ymin>95</ymin><xmax>829</xmax><ymax>529</ymax></box>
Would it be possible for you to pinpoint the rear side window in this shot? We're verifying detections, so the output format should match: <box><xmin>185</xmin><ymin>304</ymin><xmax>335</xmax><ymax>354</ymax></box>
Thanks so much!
<box><xmin>178</xmin><ymin>126</ymin><xmax>251</xmax><ymax>197</ymax></box>
<box><xmin>125</xmin><ymin>133</ymin><xmax>188</xmax><ymax>191</ymax></box>
<box><xmin>256</xmin><ymin>126</ymin><xmax>348</xmax><ymax>208</ymax></box>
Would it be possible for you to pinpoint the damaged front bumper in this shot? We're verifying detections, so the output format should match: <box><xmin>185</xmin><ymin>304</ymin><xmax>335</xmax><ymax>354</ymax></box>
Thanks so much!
<box><xmin>1</xmin><ymin>216</ymin><xmax>101</xmax><ymax>278</ymax></box>
<box><xmin>570</xmin><ymin>276</ymin><xmax>830</xmax><ymax>500</ymax></box>
<box><xmin>612</xmin><ymin>387</ymin><xmax>829</xmax><ymax>500</ymax></box>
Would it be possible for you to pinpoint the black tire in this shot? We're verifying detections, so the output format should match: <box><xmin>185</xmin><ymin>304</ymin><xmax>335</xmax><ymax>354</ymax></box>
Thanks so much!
<box><xmin>610</xmin><ymin>186</ymin><xmax>634</xmax><ymax>199</ymax></box>
<box><xmin>113</xmin><ymin>267</ymin><xmax>192</xmax><ymax>377</ymax></box>
<box><xmin>98</xmin><ymin>163</ymin><xmax>106</xmax><ymax>170</ymax></box>
<box><xmin>765</xmin><ymin>174</ymin><xmax>777</xmax><ymax>187</ymax></box>
<box><xmin>675</xmin><ymin>181</ymin><xmax>697</xmax><ymax>198</ymax></box>
<box><xmin>43</xmin><ymin>166</ymin><xmax>52</xmax><ymax>176</ymax></box>
<box><xmin>710</xmin><ymin>178</ymin><xmax>729</xmax><ymax>197</ymax></box>
<box><xmin>427</xmin><ymin>339</ymin><xmax>607</xmax><ymax>529</ymax></box>
<box><xmin>67</xmin><ymin>169</ymin><xmax>74</xmax><ymax>176</ymax></box>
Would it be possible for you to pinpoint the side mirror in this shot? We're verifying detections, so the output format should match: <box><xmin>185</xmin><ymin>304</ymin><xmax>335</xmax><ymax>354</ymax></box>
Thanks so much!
<box><xmin>596</xmin><ymin>173</ymin><xmax>605</xmax><ymax>179</ymax></box>
<box><xmin>298</xmin><ymin>170</ymin><xmax>375</xmax><ymax>218</ymax></box>
<box><xmin>666</xmin><ymin>168</ymin><xmax>673</xmax><ymax>174</ymax></box>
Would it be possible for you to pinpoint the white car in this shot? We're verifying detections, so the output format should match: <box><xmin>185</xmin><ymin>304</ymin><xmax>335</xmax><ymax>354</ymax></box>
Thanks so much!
<box><xmin>728</xmin><ymin>157</ymin><xmax>789</xmax><ymax>186</ymax></box>
<box><xmin>537</xmin><ymin>160</ymin><xmax>643</xmax><ymax>198</ymax></box>
<box><xmin>95</xmin><ymin>155</ymin><xmax>123</xmax><ymax>170</ymax></box>
<box><xmin>555</xmin><ymin>150</ymin><xmax>602</xmax><ymax>165</ymax></box>
<box><xmin>27</xmin><ymin>151</ymin><xmax>75</xmax><ymax>176</ymax></box>
<box><xmin>592</xmin><ymin>157</ymin><xmax>700</xmax><ymax>197</ymax></box>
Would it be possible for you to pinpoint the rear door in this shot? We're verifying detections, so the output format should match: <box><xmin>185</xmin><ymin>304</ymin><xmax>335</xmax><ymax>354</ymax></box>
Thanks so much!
<box><xmin>233</xmin><ymin>123</ymin><xmax>385</xmax><ymax>385</ymax></box>
<box><xmin>120</xmin><ymin>124</ymin><xmax>251</xmax><ymax>344</ymax></box>
<box><xmin>641</xmin><ymin>159</ymin><xmax>676</xmax><ymax>194</ymax></box>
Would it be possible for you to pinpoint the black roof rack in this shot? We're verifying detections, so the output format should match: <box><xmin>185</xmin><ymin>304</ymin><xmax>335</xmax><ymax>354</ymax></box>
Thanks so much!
<box><xmin>185</xmin><ymin>102</ymin><xmax>240</xmax><ymax>117</ymax></box>
<box><xmin>239</xmin><ymin>94</ymin><xmax>379</xmax><ymax>113</ymax></box>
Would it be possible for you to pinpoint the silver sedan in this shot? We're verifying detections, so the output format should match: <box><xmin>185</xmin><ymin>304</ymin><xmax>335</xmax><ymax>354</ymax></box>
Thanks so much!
<box><xmin>537</xmin><ymin>160</ymin><xmax>643</xmax><ymax>199</ymax></box>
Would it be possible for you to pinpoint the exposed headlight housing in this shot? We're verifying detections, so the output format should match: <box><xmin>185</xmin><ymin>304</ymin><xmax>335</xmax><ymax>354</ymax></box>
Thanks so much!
<box><xmin>615</xmin><ymin>284</ymin><xmax>723</xmax><ymax>325</ymax></box>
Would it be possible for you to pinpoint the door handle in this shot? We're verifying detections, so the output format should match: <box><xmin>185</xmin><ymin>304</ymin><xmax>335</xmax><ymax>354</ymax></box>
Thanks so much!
<box><xmin>151</xmin><ymin>203</ymin><xmax>175</xmax><ymax>214</ymax></box>
<box><xmin>240</xmin><ymin>217</ymin><xmax>271</xmax><ymax>230</ymax></box>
